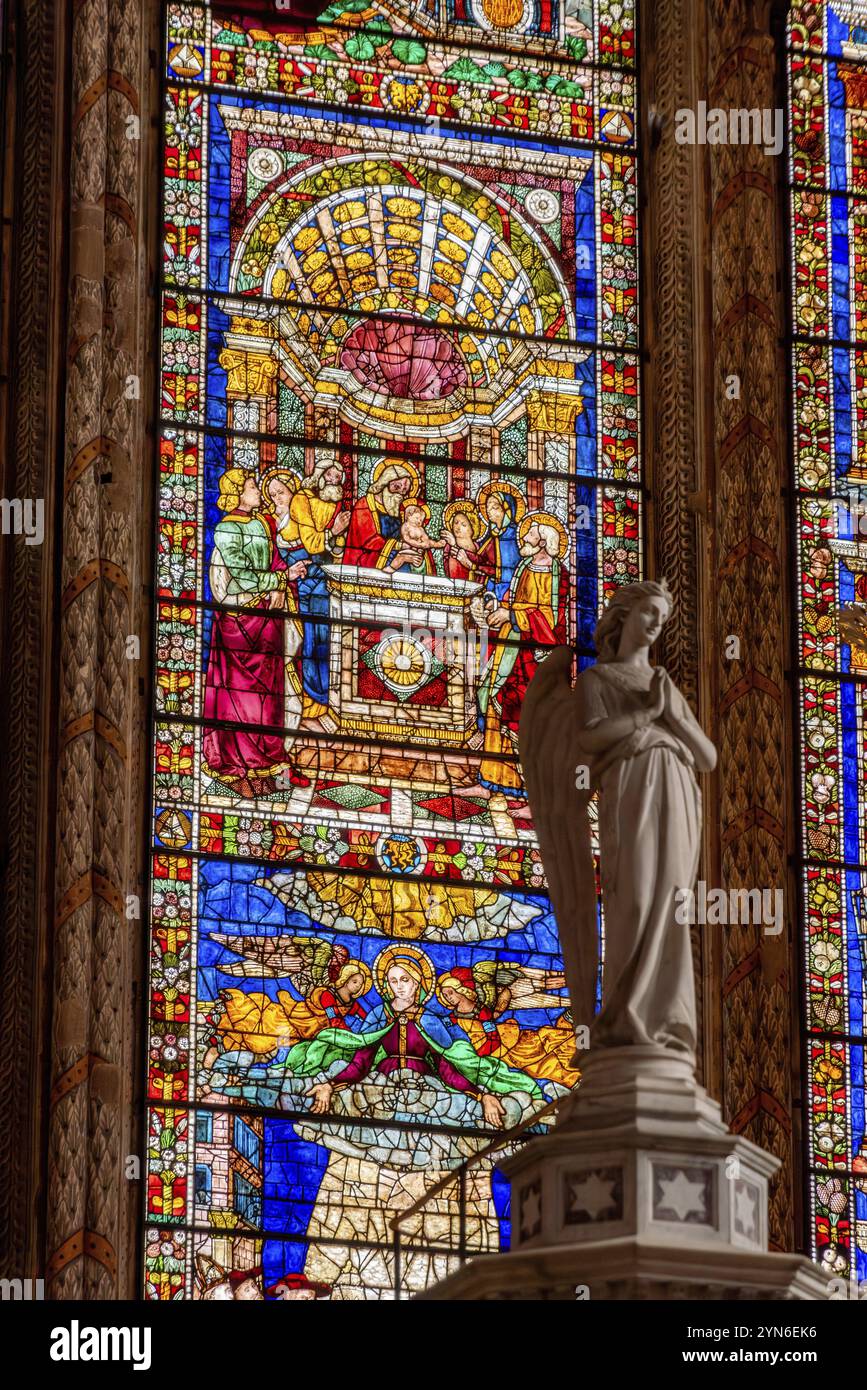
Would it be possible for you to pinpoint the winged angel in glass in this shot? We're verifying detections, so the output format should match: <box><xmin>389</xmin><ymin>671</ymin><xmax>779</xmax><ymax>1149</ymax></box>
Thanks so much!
<box><xmin>149</xmin><ymin>0</ymin><xmax>640</xmax><ymax>1299</ymax></box>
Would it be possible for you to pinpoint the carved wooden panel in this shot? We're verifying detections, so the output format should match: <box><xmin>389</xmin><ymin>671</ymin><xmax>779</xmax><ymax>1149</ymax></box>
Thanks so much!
<box><xmin>705</xmin><ymin>0</ymin><xmax>796</xmax><ymax>1250</ymax></box>
<box><xmin>44</xmin><ymin>0</ymin><xmax>157</xmax><ymax>1298</ymax></box>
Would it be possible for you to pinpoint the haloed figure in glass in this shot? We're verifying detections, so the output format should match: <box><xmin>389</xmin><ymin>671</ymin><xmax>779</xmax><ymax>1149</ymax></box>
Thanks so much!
<box><xmin>203</xmin><ymin>466</ymin><xmax>309</xmax><ymax>797</ymax></box>
<box><xmin>279</xmin><ymin>457</ymin><xmax>351</xmax><ymax>722</ymax></box>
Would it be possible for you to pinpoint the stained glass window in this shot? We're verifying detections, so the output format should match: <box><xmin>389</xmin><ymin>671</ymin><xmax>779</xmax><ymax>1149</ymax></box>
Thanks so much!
<box><xmin>148</xmin><ymin>0</ymin><xmax>640</xmax><ymax>1300</ymax></box>
<box><xmin>788</xmin><ymin>0</ymin><xmax>867</xmax><ymax>1282</ymax></box>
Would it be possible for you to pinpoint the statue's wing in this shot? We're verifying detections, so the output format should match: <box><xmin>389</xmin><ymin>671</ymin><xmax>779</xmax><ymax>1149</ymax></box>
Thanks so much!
<box><xmin>518</xmin><ymin>647</ymin><xmax>599</xmax><ymax>1031</ymax></box>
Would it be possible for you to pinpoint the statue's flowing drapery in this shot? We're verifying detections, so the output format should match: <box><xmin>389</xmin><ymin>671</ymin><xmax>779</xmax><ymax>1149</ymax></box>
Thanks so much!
<box><xmin>520</xmin><ymin>650</ymin><xmax>703</xmax><ymax>1055</ymax></box>
<box><xmin>577</xmin><ymin>662</ymin><xmax>700</xmax><ymax>1052</ymax></box>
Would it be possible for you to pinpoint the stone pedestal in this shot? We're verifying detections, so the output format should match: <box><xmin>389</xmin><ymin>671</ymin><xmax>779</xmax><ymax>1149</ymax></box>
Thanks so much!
<box><xmin>421</xmin><ymin>1049</ymin><xmax>830</xmax><ymax>1301</ymax></box>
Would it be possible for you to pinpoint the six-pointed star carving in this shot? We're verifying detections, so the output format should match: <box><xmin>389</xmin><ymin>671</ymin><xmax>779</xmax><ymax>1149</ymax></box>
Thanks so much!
<box><xmin>521</xmin><ymin>1184</ymin><xmax>542</xmax><ymax>1236</ymax></box>
<box><xmin>567</xmin><ymin>1171</ymin><xmax>617</xmax><ymax>1220</ymax></box>
<box><xmin>657</xmin><ymin>1170</ymin><xmax>708</xmax><ymax>1222</ymax></box>
<box><xmin>734</xmin><ymin>1182</ymin><xmax>757</xmax><ymax>1237</ymax></box>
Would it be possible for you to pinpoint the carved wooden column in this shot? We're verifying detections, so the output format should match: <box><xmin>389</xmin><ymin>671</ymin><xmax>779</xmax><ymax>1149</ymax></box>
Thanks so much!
<box><xmin>644</xmin><ymin>0</ymin><xmax>800</xmax><ymax>1252</ymax></box>
<box><xmin>45</xmin><ymin>0</ymin><xmax>158</xmax><ymax>1297</ymax></box>
<box><xmin>0</xmin><ymin>0</ymin><xmax>67</xmax><ymax>1284</ymax></box>
<box><xmin>641</xmin><ymin>0</ymin><xmax>715</xmax><ymax>1087</ymax></box>
<box><xmin>643</xmin><ymin>0</ymin><xmax>707</xmax><ymax>715</ymax></box>
<box><xmin>705</xmin><ymin>0</ymin><xmax>797</xmax><ymax>1250</ymax></box>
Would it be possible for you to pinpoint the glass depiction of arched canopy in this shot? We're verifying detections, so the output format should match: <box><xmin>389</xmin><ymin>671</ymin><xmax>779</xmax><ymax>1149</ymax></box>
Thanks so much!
<box><xmin>148</xmin><ymin>0</ymin><xmax>639</xmax><ymax>1300</ymax></box>
<box><xmin>789</xmin><ymin>0</ymin><xmax>867</xmax><ymax>1283</ymax></box>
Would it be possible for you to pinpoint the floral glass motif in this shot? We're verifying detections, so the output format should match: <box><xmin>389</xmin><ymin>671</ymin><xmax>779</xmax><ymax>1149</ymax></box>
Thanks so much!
<box><xmin>789</xmin><ymin>0</ymin><xmax>867</xmax><ymax>1282</ymax></box>
<box><xmin>149</xmin><ymin>0</ymin><xmax>640</xmax><ymax>1300</ymax></box>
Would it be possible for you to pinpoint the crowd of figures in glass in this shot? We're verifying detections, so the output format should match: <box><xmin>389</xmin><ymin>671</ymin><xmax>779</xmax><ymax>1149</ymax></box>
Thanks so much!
<box><xmin>149</xmin><ymin>0</ymin><xmax>640</xmax><ymax>1298</ymax></box>
<box><xmin>789</xmin><ymin>0</ymin><xmax>867</xmax><ymax>1281</ymax></box>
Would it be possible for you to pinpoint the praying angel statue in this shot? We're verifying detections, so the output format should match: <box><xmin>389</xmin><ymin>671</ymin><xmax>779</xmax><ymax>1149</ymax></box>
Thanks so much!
<box><xmin>519</xmin><ymin>579</ymin><xmax>717</xmax><ymax>1061</ymax></box>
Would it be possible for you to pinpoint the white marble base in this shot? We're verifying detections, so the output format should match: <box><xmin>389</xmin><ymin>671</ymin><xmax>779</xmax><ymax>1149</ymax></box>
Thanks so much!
<box><xmin>421</xmin><ymin>1048</ymin><xmax>831</xmax><ymax>1302</ymax></box>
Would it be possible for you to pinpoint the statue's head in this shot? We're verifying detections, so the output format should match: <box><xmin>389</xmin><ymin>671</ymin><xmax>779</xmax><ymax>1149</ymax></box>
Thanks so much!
<box><xmin>594</xmin><ymin>578</ymin><xmax>672</xmax><ymax>663</ymax></box>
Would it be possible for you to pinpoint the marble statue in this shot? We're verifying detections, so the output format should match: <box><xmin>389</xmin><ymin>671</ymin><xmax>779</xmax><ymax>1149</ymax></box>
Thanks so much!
<box><xmin>519</xmin><ymin>579</ymin><xmax>717</xmax><ymax>1059</ymax></box>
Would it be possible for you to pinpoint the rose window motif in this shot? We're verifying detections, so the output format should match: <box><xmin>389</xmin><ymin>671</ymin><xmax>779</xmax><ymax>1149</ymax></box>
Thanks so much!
<box><xmin>248</xmin><ymin>147</ymin><xmax>284</xmax><ymax>182</ymax></box>
<box><xmin>525</xmin><ymin>188</ymin><xmax>560</xmax><ymax>225</ymax></box>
